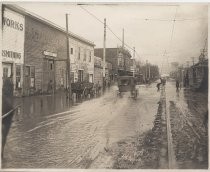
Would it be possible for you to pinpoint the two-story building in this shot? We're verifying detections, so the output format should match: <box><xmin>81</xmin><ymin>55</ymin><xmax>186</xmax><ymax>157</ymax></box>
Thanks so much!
<box><xmin>69</xmin><ymin>36</ymin><xmax>94</xmax><ymax>84</ymax></box>
<box><xmin>2</xmin><ymin>4</ymin><xmax>95</xmax><ymax>96</ymax></box>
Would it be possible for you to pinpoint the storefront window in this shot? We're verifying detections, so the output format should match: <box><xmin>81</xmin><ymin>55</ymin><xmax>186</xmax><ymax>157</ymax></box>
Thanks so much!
<box><xmin>89</xmin><ymin>51</ymin><xmax>91</xmax><ymax>62</ymax></box>
<box><xmin>25</xmin><ymin>66</ymin><xmax>30</xmax><ymax>77</ymax></box>
<box><xmin>30</xmin><ymin>66</ymin><xmax>35</xmax><ymax>78</ymax></box>
<box><xmin>3</xmin><ymin>68</ymin><xmax>9</xmax><ymax>78</ymax></box>
<box><xmin>25</xmin><ymin>66</ymin><xmax>35</xmax><ymax>88</ymax></box>
<box><xmin>16</xmin><ymin>65</ymin><xmax>21</xmax><ymax>89</ymax></box>
<box><xmin>78</xmin><ymin>47</ymin><xmax>81</xmax><ymax>60</ymax></box>
<box><xmin>84</xmin><ymin>50</ymin><xmax>86</xmax><ymax>61</ymax></box>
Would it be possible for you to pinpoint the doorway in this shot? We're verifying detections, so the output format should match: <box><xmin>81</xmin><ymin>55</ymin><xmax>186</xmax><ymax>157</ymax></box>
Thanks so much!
<box><xmin>43</xmin><ymin>58</ymin><xmax>55</xmax><ymax>93</ymax></box>
<box><xmin>78</xmin><ymin>70</ymin><xmax>84</xmax><ymax>82</ymax></box>
<box><xmin>2</xmin><ymin>63</ymin><xmax>12</xmax><ymax>79</ymax></box>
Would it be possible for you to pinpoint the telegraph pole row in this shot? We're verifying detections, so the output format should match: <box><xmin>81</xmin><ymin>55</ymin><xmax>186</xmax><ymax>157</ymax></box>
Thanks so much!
<box><xmin>66</xmin><ymin>14</ymin><xmax>71</xmax><ymax>99</ymax></box>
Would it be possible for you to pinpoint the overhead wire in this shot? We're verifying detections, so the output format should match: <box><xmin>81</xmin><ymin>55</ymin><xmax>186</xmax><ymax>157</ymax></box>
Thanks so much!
<box><xmin>79</xmin><ymin>5</ymin><xmax>142</xmax><ymax>59</ymax></box>
<box><xmin>137</xmin><ymin>17</ymin><xmax>207</xmax><ymax>22</ymax></box>
<box><xmin>79</xmin><ymin>5</ymin><xmax>206</xmax><ymax>67</ymax></box>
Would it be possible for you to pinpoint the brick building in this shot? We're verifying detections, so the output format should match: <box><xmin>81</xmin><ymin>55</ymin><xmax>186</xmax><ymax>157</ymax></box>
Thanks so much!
<box><xmin>94</xmin><ymin>47</ymin><xmax>132</xmax><ymax>80</ymax></box>
<box><xmin>2</xmin><ymin>5</ymin><xmax>94</xmax><ymax>96</ymax></box>
<box><xmin>94</xmin><ymin>56</ymin><xmax>112</xmax><ymax>86</ymax></box>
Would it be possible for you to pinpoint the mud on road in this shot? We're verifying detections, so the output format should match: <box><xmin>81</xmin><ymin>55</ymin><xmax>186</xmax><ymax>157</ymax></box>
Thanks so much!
<box><xmin>170</xmin><ymin>100</ymin><xmax>208</xmax><ymax>169</ymax></box>
<box><xmin>109</xmin><ymin>91</ymin><xmax>168</xmax><ymax>169</ymax></box>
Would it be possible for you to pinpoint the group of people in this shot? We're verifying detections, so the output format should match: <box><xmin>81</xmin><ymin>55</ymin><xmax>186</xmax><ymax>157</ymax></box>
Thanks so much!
<box><xmin>93</xmin><ymin>81</ymin><xmax>102</xmax><ymax>97</ymax></box>
<box><xmin>93</xmin><ymin>79</ymin><xmax>111</xmax><ymax>97</ymax></box>
<box><xmin>156</xmin><ymin>77</ymin><xmax>181</xmax><ymax>92</ymax></box>
<box><xmin>156</xmin><ymin>77</ymin><xmax>166</xmax><ymax>91</ymax></box>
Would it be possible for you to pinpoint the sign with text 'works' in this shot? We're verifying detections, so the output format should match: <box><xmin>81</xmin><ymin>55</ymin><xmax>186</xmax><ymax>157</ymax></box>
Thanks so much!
<box><xmin>2</xmin><ymin>8</ymin><xmax>25</xmax><ymax>64</ymax></box>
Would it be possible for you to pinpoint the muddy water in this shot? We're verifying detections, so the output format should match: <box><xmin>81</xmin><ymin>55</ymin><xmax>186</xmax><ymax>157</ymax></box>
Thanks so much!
<box><xmin>3</xmin><ymin>84</ymin><xmax>160</xmax><ymax>168</ymax></box>
<box><xmin>166</xmin><ymin>81</ymin><xmax>208</xmax><ymax>169</ymax></box>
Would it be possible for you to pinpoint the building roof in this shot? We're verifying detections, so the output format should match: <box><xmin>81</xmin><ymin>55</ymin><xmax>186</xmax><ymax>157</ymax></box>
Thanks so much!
<box><xmin>3</xmin><ymin>4</ymin><xmax>95</xmax><ymax>47</ymax></box>
<box><xmin>94</xmin><ymin>47</ymin><xmax>132</xmax><ymax>62</ymax></box>
<box><xmin>94</xmin><ymin>48</ymin><xmax>118</xmax><ymax>63</ymax></box>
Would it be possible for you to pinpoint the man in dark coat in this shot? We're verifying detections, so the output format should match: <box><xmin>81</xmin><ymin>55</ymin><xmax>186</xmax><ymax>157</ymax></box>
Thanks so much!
<box><xmin>2</xmin><ymin>76</ymin><xmax>14</xmax><ymax>157</ymax></box>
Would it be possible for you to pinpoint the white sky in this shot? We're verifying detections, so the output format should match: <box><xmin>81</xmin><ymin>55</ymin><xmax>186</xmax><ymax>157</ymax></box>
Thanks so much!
<box><xmin>16</xmin><ymin>3</ymin><xmax>208</xmax><ymax>73</ymax></box>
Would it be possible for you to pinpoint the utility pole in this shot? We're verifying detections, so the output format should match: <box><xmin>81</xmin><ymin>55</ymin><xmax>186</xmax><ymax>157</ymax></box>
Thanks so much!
<box><xmin>146</xmin><ymin>60</ymin><xmax>148</xmax><ymax>79</ymax></box>
<box><xmin>122</xmin><ymin>28</ymin><xmax>126</xmax><ymax>73</ymax></box>
<box><xmin>122</xmin><ymin>28</ymin><xmax>124</xmax><ymax>49</ymax></box>
<box><xmin>148</xmin><ymin>62</ymin><xmax>151</xmax><ymax>79</ymax></box>
<box><xmin>66</xmin><ymin>14</ymin><xmax>71</xmax><ymax>99</ymax></box>
<box><xmin>103</xmin><ymin>18</ymin><xmax>106</xmax><ymax>91</ymax></box>
<box><xmin>133</xmin><ymin>47</ymin><xmax>135</xmax><ymax>77</ymax></box>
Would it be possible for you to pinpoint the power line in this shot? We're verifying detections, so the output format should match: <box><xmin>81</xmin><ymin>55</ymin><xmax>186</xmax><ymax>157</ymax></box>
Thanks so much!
<box><xmin>79</xmin><ymin>5</ymin><xmax>206</xmax><ymax>65</ymax></box>
<box><xmin>164</xmin><ymin>6</ymin><xmax>179</xmax><ymax>74</ymax></box>
<box><xmin>138</xmin><ymin>17</ymin><xmax>207</xmax><ymax>22</ymax></box>
<box><xmin>80</xmin><ymin>5</ymin><xmax>104</xmax><ymax>25</ymax></box>
<box><xmin>79</xmin><ymin>5</ymin><xmax>142</xmax><ymax>59</ymax></box>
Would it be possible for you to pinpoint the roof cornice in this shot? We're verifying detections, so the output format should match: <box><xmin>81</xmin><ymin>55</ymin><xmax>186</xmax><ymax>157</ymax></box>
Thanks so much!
<box><xmin>3</xmin><ymin>4</ymin><xmax>95</xmax><ymax>47</ymax></box>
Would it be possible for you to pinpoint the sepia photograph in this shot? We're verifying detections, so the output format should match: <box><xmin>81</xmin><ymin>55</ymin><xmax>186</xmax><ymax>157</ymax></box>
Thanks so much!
<box><xmin>1</xmin><ymin>1</ymin><xmax>208</xmax><ymax>170</ymax></box>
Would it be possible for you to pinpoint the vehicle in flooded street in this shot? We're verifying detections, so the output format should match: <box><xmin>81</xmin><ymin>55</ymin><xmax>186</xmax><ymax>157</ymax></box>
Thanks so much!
<box><xmin>117</xmin><ymin>76</ymin><xmax>138</xmax><ymax>99</ymax></box>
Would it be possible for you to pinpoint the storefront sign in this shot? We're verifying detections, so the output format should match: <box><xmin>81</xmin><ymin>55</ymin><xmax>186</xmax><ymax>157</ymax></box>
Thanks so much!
<box><xmin>43</xmin><ymin>51</ymin><xmax>57</xmax><ymax>57</ymax></box>
<box><xmin>3</xmin><ymin>16</ymin><xmax>24</xmax><ymax>31</ymax></box>
<box><xmin>2</xmin><ymin>50</ymin><xmax>21</xmax><ymax>59</ymax></box>
<box><xmin>2</xmin><ymin>8</ymin><xmax>25</xmax><ymax>64</ymax></box>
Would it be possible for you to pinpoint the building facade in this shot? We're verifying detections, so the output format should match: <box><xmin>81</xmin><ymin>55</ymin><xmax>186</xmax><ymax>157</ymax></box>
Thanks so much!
<box><xmin>2</xmin><ymin>7</ymin><xmax>25</xmax><ymax>97</ymax></box>
<box><xmin>2</xmin><ymin>5</ymin><xmax>95</xmax><ymax>96</ymax></box>
<box><xmin>94</xmin><ymin>56</ymin><xmax>103</xmax><ymax>86</ymax></box>
<box><xmin>94</xmin><ymin>47</ymin><xmax>132</xmax><ymax>80</ymax></box>
<box><xmin>69</xmin><ymin>37</ymin><xmax>94</xmax><ymax>84</ymax></box>
<box><xmin>23</xmin><ymin>13</ymin><xmax>68</xmax><ymax>96</ymax></box>
<box><xmin>94</xmin><ymin>56</ymin><xmax>112</xmax><ymax>86</ymax></box>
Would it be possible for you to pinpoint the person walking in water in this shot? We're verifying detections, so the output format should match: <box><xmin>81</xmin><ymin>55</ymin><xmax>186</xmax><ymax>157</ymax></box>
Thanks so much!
<box><xmin>156</xmin><ymin>82</ymin><xmax>161</xmax><ymax>91</ymax></box>
<box><xmin>176</xmin><ymin>80</ymin><xmax>180</xmax><ymax>91</ymax></box>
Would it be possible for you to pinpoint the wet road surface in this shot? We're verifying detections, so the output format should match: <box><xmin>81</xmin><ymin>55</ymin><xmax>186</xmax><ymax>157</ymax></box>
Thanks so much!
<box><xmin>2</xmin><ymin>83</ymin><xmax>160</xmax><ymax>168</ymax></box>
<box><xmin>2</xmin><ymin>81</ymin><xmax>208</xmax><ymax>169</ymax></box>
<box><xmin>166</xmin><ymin>81</ymin><xmax>208</xmax><ymax>169</ymax></box>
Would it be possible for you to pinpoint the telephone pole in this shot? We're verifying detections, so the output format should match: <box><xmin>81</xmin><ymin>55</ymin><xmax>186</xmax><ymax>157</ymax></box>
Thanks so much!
<box><xmin>122</xmin><ymin>28</ymin><xmax>124</xmax><ymax>49</ymax></box>
<box><xmin>66</xmin><ymin>14</ymin><xmax>71</xmax><ymax>99</ymax></box>
<box><xmin>122</xmin><ymin>29</ymin><xmax>126</xmax><ymax>73</ymax></box>
<box><xmin>103</xmin><ymin>18</ymin><xmax>106</xmax><ymax>91</ymax></box>
<box><xmin>133</xmin><ymin>47</ymin><xmax>135</xmax><ymax>77</ymax></box>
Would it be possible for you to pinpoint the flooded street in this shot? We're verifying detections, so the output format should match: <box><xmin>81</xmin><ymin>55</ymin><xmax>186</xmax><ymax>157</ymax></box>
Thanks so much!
<box><xmin>3</xmin><ymin>83</ymin><xmax>160</xmax><ymax>168</ymax></box>
<box><xmin>166</xmin><ymin>81</ymin><xmax>208</xmax><ymax>169</ymax></box>
<box><xmin>2</xmin><ymin>81</ymin><xmax>208</xmax><ymax>169</ymax></box>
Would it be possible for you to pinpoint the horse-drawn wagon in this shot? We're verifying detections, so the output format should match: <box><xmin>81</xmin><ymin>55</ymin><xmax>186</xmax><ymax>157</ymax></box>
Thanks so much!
<box><xmin>71</xmin><ymin>81</ymin><xmax>94</xmax><ymax>100</ymax></box>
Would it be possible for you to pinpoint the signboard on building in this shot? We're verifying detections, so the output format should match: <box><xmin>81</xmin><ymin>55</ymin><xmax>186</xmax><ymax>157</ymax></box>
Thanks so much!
<box><xmin>43</xmin><ymin>51</ymin><xmax>57</xmax><ymax>58</ymax></box>
<box><xmin>2</xmin><ymin>8</ymin><xmax>25</xmax><ymax>64</ymax></box>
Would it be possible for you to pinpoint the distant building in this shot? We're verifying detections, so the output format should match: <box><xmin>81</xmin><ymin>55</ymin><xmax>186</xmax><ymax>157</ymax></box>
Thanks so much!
<box><xmin>94</xmin><ymin>56</ymin><xmax>112</xmax><ymax>86</ymax></box>
<box><xmin>188</xmin><ymin>58</ymin><xmax>208</xmax><ymax>90</ymax></box>
<box><xmin>94</xmin><ymin>46</ymin><xmax>132</xmax><ymax>80</ymax></box>
<box><xmin>94</xmin><ymin>56</ymin><xmax>103</xmax><ymax>86</ymax></box>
